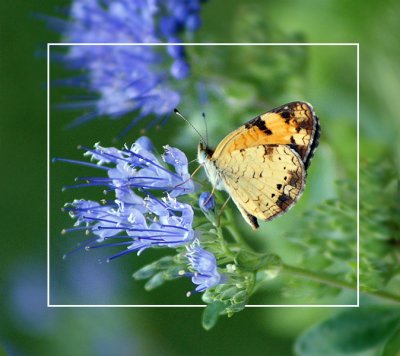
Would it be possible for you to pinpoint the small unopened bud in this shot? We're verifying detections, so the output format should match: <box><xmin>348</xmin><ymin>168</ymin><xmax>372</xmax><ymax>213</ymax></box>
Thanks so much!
<box><xmin>199</xmin><ymin>192</ymin><xmax>215</xmax><ymax>212</ymax></box>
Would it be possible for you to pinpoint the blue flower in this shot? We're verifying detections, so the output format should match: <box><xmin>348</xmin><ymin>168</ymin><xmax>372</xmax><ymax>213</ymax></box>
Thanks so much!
<box><xmin>186</xmin><ymin>242</ymin><xmax>223</xmax><ymax>293</ymax></box>
<box><xmin>59</xmin><ymin>136</ymin><xmax>225</xmax><ymax>293</ymax></box>
<box><xmin>127</xmin><ymin>195</ymin><xmax>195</xmax><ymax>254</ymax></box>
<box><xmin>64</xmin><ymin>199</ymin><xmax>146</xmax><ymax>240</ymax></box>
<box><xmin>74</xmin><ymin>137</ymin><xmax>195</xmax><ymax>197</ymax></box>
<box><xmin>65</xmin><ymin>195</ymin><xmax>195</xmax><ymax>259</ymax></box>
<box><xmin>48</xmin><ymin>0</ymin><xmax>206</xmax><ymax>131</ymax></box>
<box><xmin>59</xmin><ymin>137</ymin><xmax>196</xmax><ymax>260</ymax></box>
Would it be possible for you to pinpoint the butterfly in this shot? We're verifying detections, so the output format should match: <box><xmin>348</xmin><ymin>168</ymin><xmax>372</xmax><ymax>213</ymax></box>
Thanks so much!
<box><xmin>197</xmin><ymin>101</ymin><xmax>320</xmax><ymax>230</ymax></box>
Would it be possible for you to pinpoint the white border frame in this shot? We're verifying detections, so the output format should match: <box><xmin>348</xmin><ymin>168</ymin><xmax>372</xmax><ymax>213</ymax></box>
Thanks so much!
<box><xmin>47</xmin><ymin>43</ymin><xmax>359</xmax><ymax>308</ymax></box>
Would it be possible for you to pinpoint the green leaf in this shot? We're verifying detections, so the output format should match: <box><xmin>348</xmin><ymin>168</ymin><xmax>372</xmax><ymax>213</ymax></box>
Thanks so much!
<box><xmin>381</xmin><ymin>326</ymin><xmax>400</xmax><ymax>356</ymax></box>
<box><xmin>155</xmin><ymin>256</ymin><xmax>176</xmax><ymax>268</ymax></box>
<box><xmin>144</xmin><ymin>272</ymin><xmax>165</xmax><ymax>291</ymax></box>
<box><xmin>132</xmin><ymin>256</ymin><xmax>176</xmax><ymax>280</ymax></box>
<box><xmin>295</xmin><ymin>306</ymin><xmax>400</xmax><ymax>356</ymax></box>
<box><xmin>202</xmin><ymin>301</ymin><xmax>226</xmax><ymax>331</ymax></box>
<box><xmin>225</xmin><ymin>302</ymin><xmax>246</xmax><ymax>317</ymax></box>
<box><xmin>220</xmin><ymin>286</ymin><xmax>239</xmax><ymax>300</ymax></box>
<box><xmin>232</xmin><ymin>290</ymin><xmax>248</xmax><ymax>304</ymax></box>
<box><xmin>132</xmin><ymin>264</ymin><xmax>158</xmax><ymax>280</ymax></box>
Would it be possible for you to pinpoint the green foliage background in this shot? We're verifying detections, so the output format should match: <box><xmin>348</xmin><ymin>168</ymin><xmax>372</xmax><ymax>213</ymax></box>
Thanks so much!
<box><xmin>1</xmin><ymin>0</ymin><xmax>399</xmax><ymax>354</ymax></box>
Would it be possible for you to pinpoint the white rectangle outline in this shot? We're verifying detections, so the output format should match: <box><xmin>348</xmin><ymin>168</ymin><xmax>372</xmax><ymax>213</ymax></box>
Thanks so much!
<box><xmin>47</xmin><ymin>42</ymin><xmax>359</xmax><ymax>308</ymax></box>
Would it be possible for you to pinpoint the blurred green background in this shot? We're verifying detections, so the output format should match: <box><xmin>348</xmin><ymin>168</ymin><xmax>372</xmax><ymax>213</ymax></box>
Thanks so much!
<box><xmin>1</xmin><ymin>0</ymin><xmax>399</xmax><ymax>355</ymax></box>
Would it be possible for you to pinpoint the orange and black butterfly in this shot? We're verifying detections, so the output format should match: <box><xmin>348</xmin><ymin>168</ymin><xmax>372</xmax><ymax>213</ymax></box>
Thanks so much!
<box><xmin>198</xmin><ymin>101</ymin><xmax>320</xmax><ymax>229</ymax></box>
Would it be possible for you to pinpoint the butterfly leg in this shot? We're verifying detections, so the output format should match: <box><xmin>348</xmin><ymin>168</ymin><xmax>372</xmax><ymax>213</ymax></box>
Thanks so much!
<box><xmin>217</xmin><ymin>196</ymin><xmax>231</xmax><ymax>226</ymax></box>
<box><xmin>173</xmin><ymin>164</ymin><xmax>202</xmax><ymax>189</ymax></box>
<box><xmin>202</xmin><ymin>182</ymin><xmax>217</xmax><ymax>208</ymax></box>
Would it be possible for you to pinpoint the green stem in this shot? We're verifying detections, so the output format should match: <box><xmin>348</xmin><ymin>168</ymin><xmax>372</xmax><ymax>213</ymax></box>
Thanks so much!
<box><xmin>366</xmin><ymin>289</ymin><xmax>400</xmax><ymax>304</ymax></box>
<box><xmin>226</xmin><ymin>225</ymin><xmax>245</xmax><ymax>244</ymax></box>
<box><xmin>224</xmin><ymin>208</ymin><xmax>251</xmax><ymax>248</ymax></box>
<box><xmin>281</xmin><ymin>264</ymin><xmax>355</xmax><ymax>291</ymax></box>
<box><xmin>216</xmin><ymin>224</ymin><xmax>236</xmax><ymax>260</ymax></box>
<box><xmin>281</xmin><ymin>264</ymin><xmax>400</xmax><ymax>304</ymax></box>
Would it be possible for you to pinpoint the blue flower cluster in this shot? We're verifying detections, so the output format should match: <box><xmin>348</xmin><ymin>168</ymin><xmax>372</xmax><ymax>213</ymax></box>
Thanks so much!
<box><xmin>52</xmin><ymin>0</ymin><xmax>206</xmax><ymax>130</ymax></box>
<box><xmin>60</xmin><ymin>137</ymin><xmax>222</xmax><ymax>292</ymax></box>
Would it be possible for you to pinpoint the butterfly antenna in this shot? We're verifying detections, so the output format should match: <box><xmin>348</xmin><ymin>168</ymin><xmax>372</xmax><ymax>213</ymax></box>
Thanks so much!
<box><xmin>174</xmin><ymin>108</ymin><xmax>207</xmax><ymax>145</ymax></box>
<box><xmin>202</xmin><ymin>112</ymin><xmax>209</xmax><ymax>147</ymax></box>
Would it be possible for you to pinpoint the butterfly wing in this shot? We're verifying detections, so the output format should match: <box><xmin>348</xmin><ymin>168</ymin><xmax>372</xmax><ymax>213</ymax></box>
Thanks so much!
<box><xmin>216</xmin><ymin>144</ymin><xmax>305</xmax><ymax>229</ymax></box>
<box><xmin>205</xmin><ymin>101</ymin><xmax>320</xmax><ymax>229</ymax></box>
<box><xmin>213</xmin><ymin>101</ymin><xmax>320</xmax><ymax>169</ymax></box>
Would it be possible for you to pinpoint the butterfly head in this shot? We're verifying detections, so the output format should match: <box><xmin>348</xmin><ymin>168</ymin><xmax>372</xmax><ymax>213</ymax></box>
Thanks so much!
<box><xmin>197</xmin><ymin>142</ymin><xmax>214</xmax><ymax>165</ymax></box>
<box><xmin>198</xmin><ymin>141</ymin><xmax>223</xmax><ymax>190</ymax></box>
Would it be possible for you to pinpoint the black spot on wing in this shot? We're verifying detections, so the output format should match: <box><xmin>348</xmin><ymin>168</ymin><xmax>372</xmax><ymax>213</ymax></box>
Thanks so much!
<box><xmin>288</xmin><ymin>135</ymin><xmax>301</xmax><ymax>158</ymax></box>
<box><xmin>288</xmin><ymin>143</ymin><xmax>299</xmax><ymax>155</ymax></box>
<box><xmin>276</xmin><ymin>193</ymin><xmax>292</xmax><ymax>210</ymax></box>
<box><xmin>281</xmin><ymin>111</ymin><xmax>291</xmax><ymax>123</ymax></box>
<box><xmin>281</xmin><ymin>111</ymin><xmax>291</xmax><ymax>119</ymax></box>
<box><xmin>270</xmin><ymin>103</ymin><xmax>294</xmax><ymax>123</ymax></box>
<box><xmin>245</xmin><ymin>116</ymin><xmax>273</xmax><ymax>135</ymax></box>
<box><xmin>246</xmin><ymin>213</ymin><xmax>259</xmax><ymax>229</ymax></box>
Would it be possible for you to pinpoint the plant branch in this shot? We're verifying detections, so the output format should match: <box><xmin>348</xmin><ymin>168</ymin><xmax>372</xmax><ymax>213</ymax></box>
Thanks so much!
<box><xmin>280</xmin><ymin>264</ymin><xmax>400</xmax><ymax>304</ymax></box>
<box><xmin>365</xmin><ymin>289</ymin><xmax>400</xmax><ymax>304</ymax></box>
<box><xmin>223</xmin><ymin>208</ymin><xmax>252</xmax><ymax>249</ymax></box>
<box><xmin>281</xmin><ymin>264</ymin><xmax>355</xmax><ymax>290</ymax></box>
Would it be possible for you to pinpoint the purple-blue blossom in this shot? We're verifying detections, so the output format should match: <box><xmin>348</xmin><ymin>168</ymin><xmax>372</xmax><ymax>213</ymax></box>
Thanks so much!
<box><xmin>128</xmin><ymin>195</ymin><xmax>195</xmax><ymax>253</ymax></box>
<box><xmin>59</xmin><ymin>137</ymin><xmax>196</xmax><ymax>260</ymax></box>
<box><xmin>47</xmin><ymin>0</ymin><xmax>206</xmax><ymax>130</ymax></box>
<box><xmin>75</xmin><ymin>138</ymin><xmax>195</xmax><ymax>197</ymax></box>
<box><xmin>65</xmin><ymin>195</ymin><xmax>195</xmax><ymax>260</ymax></box>
<box><xmin>186</xmin><ymin>242</ymin><xmax>223</xmax><ymax>293</ymax></box>
<box><xmin>58</xmin><ymin>136</ymin><xmax>224</xmax><ymax>293</ymax></box>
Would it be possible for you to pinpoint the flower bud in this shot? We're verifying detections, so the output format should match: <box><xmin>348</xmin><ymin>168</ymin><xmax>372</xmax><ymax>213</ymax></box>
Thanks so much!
<box><xmin>199</xmin><ymin>192</ymin><xmax>215</xmax><ymax>212</ymax></box>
